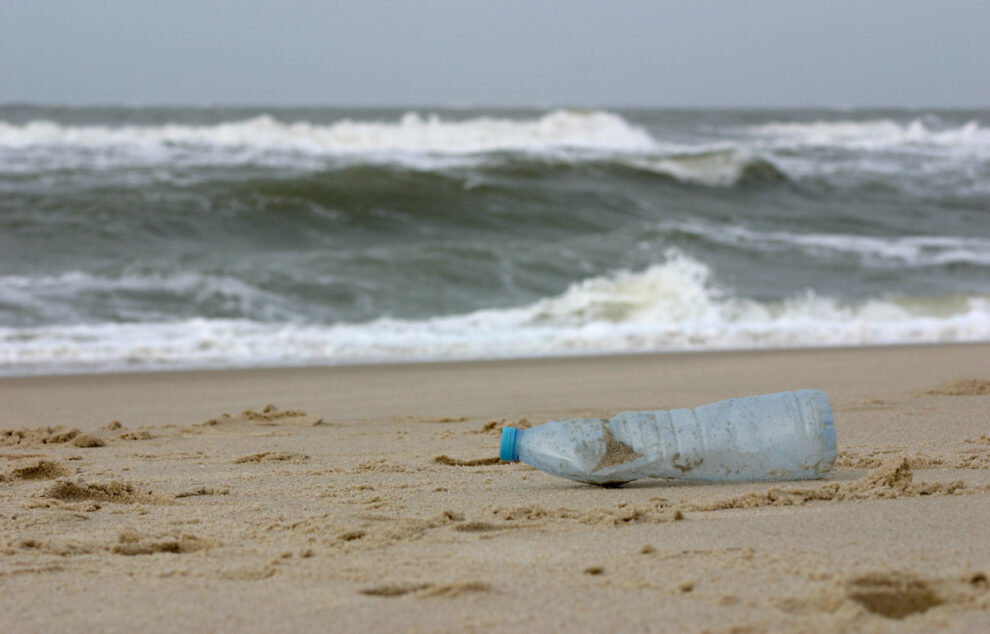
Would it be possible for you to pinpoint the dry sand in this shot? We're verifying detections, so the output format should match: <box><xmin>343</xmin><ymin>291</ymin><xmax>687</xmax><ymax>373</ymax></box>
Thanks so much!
<box><xmin>2</xmin><ymin>343</ymin><xmax>990</xmax><ymax>633</ymax></box>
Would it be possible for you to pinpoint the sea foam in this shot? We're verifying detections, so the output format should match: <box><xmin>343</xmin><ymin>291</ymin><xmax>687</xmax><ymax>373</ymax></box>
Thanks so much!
<box><xmin>0</xmin><ymin>110</ymin><xmax>656</xmax><ymax>163</ymax></box>
<box><xmin>3</xmin><ymin>252</ymin><xmax>988</xmax><ymax>375</ymax></box>
<box><xmin>746</xmin><ymin>118</ymin><xmax>990</xmax><ymax>154</ymax></box>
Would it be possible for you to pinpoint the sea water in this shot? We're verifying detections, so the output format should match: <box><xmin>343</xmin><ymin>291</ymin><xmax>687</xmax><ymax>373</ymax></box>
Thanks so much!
<box><xmin>1</xmin><ymin>106</ymin><xmax>988</xmax><ymax>375</ymax></box>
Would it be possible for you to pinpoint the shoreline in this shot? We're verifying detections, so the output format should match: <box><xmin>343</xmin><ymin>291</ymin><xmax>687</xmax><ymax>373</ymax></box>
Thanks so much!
<box><xmin>4</xmin><ymin>338</ymin><xmax>989</xmax><ymax>381</ymax></box>
<box><xmin>4</xmin><ymin>341</ymin><xmax>989</xmax><ymax>431</ymax></box>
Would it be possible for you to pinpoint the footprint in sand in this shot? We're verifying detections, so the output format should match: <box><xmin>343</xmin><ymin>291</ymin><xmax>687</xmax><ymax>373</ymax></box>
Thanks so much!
<box><xmin>845</xmin><ymin>572</ymin><xmax>944</xmax><ymax>619</ymax></box>
<box><xmin>779</xmin><ymin>571</ymin><xmax>989</xmax><ymax>620</ymax></box>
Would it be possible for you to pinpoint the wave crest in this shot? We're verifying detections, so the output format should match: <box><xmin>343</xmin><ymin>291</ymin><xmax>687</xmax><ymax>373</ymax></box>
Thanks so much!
<box><xmin>623</xmin><ymin>149</ymin><xmax>785</xmax><ymax>186</ymax></box>
<box><xmin>746</xmin><ymin>118</ymin><xmax>990</xmax><ymax>153</ymax></box>
<box><xmin>0</xmin><ymin>109</ymin><xmax>656</xmax><ymax>155</ymax></box>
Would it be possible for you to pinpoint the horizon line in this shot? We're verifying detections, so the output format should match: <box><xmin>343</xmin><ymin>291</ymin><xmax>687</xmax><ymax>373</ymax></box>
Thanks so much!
<box><xmin>2</xmin><ymin>101</ymin><xmax>988</xmax><ymax>112</ymax></box>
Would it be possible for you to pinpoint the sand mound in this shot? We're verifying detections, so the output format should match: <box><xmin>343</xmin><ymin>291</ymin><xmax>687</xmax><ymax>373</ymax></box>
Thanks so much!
<box><xmin>691</xmin><ymin>456</ymin><xmax>967</xmax><ymax>512</ymax></box>
<box><xmin>926</xmin><ymin>379</ymin><xmax>990</xmax><ymax>396</ymax></box>
<box><xmin>44</xmin><ymin>478</ymin><xmax>166</xmax><ymax>505</ymax></box>
<box><xmin>360</xmin><ymin>583</ymin><xmax>431</xmax><ymax>597</ymax></box>
<box><xmin>359</xmin><ymin>581</ymin><xmax>490</xmax><ymax>598</ymax></box>
<box><xmin>485</xmin><ymin>498</ymin><xmax>684</xmax><ymax>527</ymax></box>
<box><xmin>417</xmin><ymin>581</ymin><xmax>491</xmax><ymax>598</ymax></box>
<box><xmin>338</xmin><ymin>530</ymin><xmax>366</xmax><ymax>541</ymax></box>
<box><xmin>201</xmin><ymin>404</ymin><xmax>322</xmax><ymax>428</ymax></box>
<box><xmin>1</xmin><ymin>426</ymin><xmax>82</xmax><ymax>447</ymax></box>
<box><xmin>98</xmin><ymin>422</ymin><xmax>155</xmax><ymax>441</ymax></box>
<box><xmin>232</xmin><ymin>451</ymin><xmax>309</xmax><ymax>464</ymax></box>
<box><xmin>332</xmin><ymin>511</ymin><xmax>469</xmax><ymax>550</ymax></box>
<box><xmin>111</xmin><ymin>528</ymin><xmax>211</xmax><ymax>556</ymax></box>
<box><xmin>0</xmin><ymin>425</ymin><xmax>141</xmax><ymax>448</ymax></box>
<box><xmin>836</xmin><ymin>449</ymin><xmax>944</xmax><ymax>469</ymax></box>
<box><xmin>15</xmin><ymin>538</ymin><xmax>101</xmax><ymax>557</ymax></box>
<box><xmin>71</xmin><ymin>434</ymin><xmax>106</xmax><ymax>448</ymax></box>
<box><xmin>451</xmin><ymin>521</ymin><xmax>505</xmax><ymax>532</ymax></box>
<box><xmin>353</xmin><ymin>458</ymin><xmax>409</xmax><ymax>473</ymax></box>
<box><xmin>472</xmin><ymin>418</ymin><xmax>533</xmax><ymax>435</ymax></box>
<box><xmin>175</xmin><ymin>486</ymin><xmax>229</xmax><ymax>498</ymax></box>
<box><xmin>2</xmin><ymin>458</ymin><xmax>71</xmax><ymax>481</ymax></box>
<box><xmin>837</xmin><ymin>445</ymin><xmax>990</xmax><ymax>470</ymax></box>
<box><xmin>433</xmin><ymin>455</ymin><xmax>502</xmax><ymax>466</ymax></box>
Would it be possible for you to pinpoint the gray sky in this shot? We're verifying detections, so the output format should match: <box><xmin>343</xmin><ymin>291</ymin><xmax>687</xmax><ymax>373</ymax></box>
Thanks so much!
<box><xmin>2</xmin><ymin>0</ymin><xmax>988</xmax><ymax>107</ymax></box>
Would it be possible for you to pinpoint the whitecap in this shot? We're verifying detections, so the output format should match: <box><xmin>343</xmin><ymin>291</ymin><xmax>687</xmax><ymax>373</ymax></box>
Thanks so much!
<box><xmin>3</xmin><ymin>251</ymin><xmax>988</xmax><ymax>375</ymax></box>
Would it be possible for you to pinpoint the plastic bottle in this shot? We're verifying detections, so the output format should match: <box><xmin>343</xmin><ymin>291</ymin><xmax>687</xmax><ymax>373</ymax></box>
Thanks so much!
<box><xmin>499</xmin><ymin>390</ymin><xmax>836</xmax><ymax>486</ymax></box>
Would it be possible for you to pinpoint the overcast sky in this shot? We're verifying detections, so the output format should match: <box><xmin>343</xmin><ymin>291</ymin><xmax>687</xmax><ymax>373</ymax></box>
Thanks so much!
<box><xmin>2</xmin><ymin>0</ymin><xmax>988</xmax><ymax>107</ymax></box>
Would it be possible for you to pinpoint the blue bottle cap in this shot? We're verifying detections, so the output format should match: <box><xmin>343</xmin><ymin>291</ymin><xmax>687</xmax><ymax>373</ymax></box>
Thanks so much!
<box><xmin>499</xmin><ymin>427</ymin><xmax>518</xmax><ymax>461</ymax></box>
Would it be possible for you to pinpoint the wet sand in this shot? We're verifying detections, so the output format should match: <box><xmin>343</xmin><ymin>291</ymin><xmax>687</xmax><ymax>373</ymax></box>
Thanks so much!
<box><xmin>2</xmin><ymin>343</ymin><xmax>990</xmax><ymax>632</ymax></box>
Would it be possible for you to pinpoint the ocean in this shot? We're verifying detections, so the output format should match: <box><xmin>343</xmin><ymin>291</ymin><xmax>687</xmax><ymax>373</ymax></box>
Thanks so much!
<box><xmin>1</xmin><ymin>105</ymin><xmax>988</xmax><ymax>376</ymax></box>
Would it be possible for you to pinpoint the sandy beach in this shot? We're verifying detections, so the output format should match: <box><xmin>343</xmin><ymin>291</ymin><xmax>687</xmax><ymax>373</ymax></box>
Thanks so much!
<box><xmin>2</xmin><ymin>343</ymin><xmax>989</xmax><ymax>632</ymax></box>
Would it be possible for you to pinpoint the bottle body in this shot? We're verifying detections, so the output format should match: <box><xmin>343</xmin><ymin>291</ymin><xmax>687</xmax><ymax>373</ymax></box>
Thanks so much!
<box><xmin>500</xmin><ymin>390</ymin><xmax>836</xmax><ymax>486</ymax></box>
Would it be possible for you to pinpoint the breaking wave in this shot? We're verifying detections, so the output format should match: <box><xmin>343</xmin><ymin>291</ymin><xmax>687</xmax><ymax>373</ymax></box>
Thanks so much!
<box><xmin>664</xmin><ymin>222</ymin><xmax>990</xmax><ymax>267</ymax></box>
<box><xmin>745</xmin><ymin>118</ymin><xmax>990</xmax><ymax>154</ymax></box>
<box><xmin>3</xmin><ymin>252</ymin><xmax>988</xmax><ymax>375</ymax></box>
<box><xmin>623</xmin><ymin>149</ymin><xmax>785</xmax><ymax>186</ymax></box>
<box><xmin>0</xmin><ymin>110</ymin><xmax>658</xmax><ymax>171</ymax></box>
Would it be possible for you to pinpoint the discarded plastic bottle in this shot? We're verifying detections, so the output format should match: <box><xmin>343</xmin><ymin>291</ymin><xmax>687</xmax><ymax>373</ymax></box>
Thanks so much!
<box><xmin>499</xmin><ymin>390</ymin><xmax>836</xmax><ymax>486</ymax></box>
